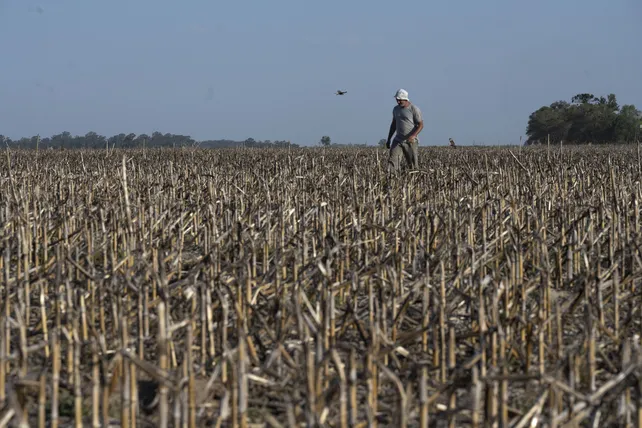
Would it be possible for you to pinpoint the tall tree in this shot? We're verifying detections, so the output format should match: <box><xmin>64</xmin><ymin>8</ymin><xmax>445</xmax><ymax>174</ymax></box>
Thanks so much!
<box><xmin>320</xmin><ymin>136</ymin><xmax>331</xmax><ymax>147</ymax></box>
<box><xmin>526</xmin><ymin>93</ymin><xmax>640</xmax><ymax>144</ymax></box>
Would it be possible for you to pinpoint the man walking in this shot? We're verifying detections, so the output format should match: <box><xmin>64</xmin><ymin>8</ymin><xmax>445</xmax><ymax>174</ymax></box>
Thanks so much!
<box><xmin>386</xmin><ymin>88</ymin><xmax>424</xmax><ymax>173</ymax></box>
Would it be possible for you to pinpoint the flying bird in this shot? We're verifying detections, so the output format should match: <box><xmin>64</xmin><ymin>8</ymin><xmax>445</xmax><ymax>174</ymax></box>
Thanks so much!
<box><xmin>335</xmin><ymin>90</ymin><xmax>347</xmax><ymax>95</ymax></box>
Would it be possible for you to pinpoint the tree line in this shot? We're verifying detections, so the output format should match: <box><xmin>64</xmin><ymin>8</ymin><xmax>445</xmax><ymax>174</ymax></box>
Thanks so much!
<box><xmin>525</xmin><ymin>93</ymin><xmax>641</xmax><ymax>145</ymax></box>
<box><xmin>0</xmin><ymin>132</ymin><xmax>374</xmax><ymax>150</ymax></box>
<box><xmin>0</xmin><ymin>132</ymin><xmax>302</xmax><ymax>150</ymax></box>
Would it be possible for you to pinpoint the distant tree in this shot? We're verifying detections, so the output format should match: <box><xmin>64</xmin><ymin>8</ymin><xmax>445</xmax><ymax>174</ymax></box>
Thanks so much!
<box><xmin>571</xmin><ymin>93</ymin><xmax>596</xmax><ymax>105</ymax></box>
<box><xmin>525</xmin><ymin>102</ymin><xmax>573</xmax><ymax>144</ymax></box>
<box><xmin>320</xmin><ymin>136</ymin><xmax>331</xmax><ymax>147</ymax></box>
<box><xmin>378</xmin><ymin>138</ymin><xmax>387</xmax><ymax>148</ymax></box>
<box><xmin>525</xmin><ymin>93</ymin><xmax>640</xmax><ymax>145</ymax></box>
<box><xmin>614</xmin><ymin>105</ymin><xmax>642</xmax><ymax>143</ymax></box>
<box><xmin>50</xmin><ymin>131</ymin><xmax>73</xmax><ymax>149</ymax></box>
<box><xmin>16</xmin><ymin>137</ymin><xmax>32</xmax><ymax>146</ymax></box>
<box><xmin>124</xmin><ymin>133</ymin><xmax>137</xmax><ymax>144</ymax></box>
<box><xmin>135</xmin><ymin>134</ymin><xmax>150</xmax><ymax>147</ymax></box>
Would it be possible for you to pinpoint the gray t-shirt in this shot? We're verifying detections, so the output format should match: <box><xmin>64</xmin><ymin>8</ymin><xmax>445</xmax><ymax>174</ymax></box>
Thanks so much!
<box><xmin>392</xmin><ymin>103</ymin><xmax>422</xmax><ymax>143</ymax></box>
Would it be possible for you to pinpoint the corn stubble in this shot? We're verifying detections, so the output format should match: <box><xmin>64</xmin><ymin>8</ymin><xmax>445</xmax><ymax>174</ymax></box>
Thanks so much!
<box><xmin>1</xmin><ymin>144</ymin><xmax>642</xmax><ymax>427</ymax></box>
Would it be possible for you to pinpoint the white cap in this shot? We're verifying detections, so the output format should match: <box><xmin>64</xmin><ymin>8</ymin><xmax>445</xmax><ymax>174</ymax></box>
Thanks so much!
<box><xmin>395</xmin><ymin>88</ymin><xmax>409</xmax><ymax>101</ymax></box>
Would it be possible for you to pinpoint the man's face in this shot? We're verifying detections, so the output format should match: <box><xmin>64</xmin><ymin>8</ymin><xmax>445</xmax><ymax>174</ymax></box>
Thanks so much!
<box><xmin>396</xmin><ymin>98</ymin><xmax>409</xmax><ymax>107</ymax></box>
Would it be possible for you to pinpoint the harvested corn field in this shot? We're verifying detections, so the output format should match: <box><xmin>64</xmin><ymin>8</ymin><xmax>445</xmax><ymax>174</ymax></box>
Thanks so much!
<box><xmin>2</xmin><ymin>145</ymin><xmax>642</xmax><ymax>427</ymax></box>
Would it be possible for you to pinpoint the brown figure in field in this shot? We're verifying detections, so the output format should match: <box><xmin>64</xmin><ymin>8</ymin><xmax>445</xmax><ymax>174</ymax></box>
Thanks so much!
<box><xmin>449</xmin><ymin>137</ymin><xmax>456</xmax><ymax>148</ymax></box>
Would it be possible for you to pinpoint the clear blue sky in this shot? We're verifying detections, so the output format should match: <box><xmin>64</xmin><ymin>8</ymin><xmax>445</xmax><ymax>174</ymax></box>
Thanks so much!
<box><xmin>1</xmin><ymin>0</ymin><xmax>640</xmax><ymax>146</ymax></box>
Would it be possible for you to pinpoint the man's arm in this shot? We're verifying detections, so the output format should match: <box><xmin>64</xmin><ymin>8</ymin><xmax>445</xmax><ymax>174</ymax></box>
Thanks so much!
<box><xmin>406</xmin><ymin>106</ymin><xmax>424</xmax><ymax>141</ymax></box>
<box><xmin>387</xmin><ymin>118</ymin><xmax>396</xmax><ymax>146</ymax></box>
<box><xmin>407</xmin><ymin>120</ymin><xmax>424</xmax><ymax>141</ymax></box>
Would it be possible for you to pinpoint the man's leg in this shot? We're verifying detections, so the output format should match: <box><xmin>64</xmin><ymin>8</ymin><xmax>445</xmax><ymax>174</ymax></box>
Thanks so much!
<box><xmin>387</xmin><ymin>140</ymin><xmax>404</xmax><ymax>176</ymax></box>
<box><xmin>409</xmin><ymin>139</ymin><xmax>419</xmax><ymax>169</ymax></box>
<box><xmin>399</xmin><ymin>141</ymin><xmax>415</xmax><ymax>170</ymax></box>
